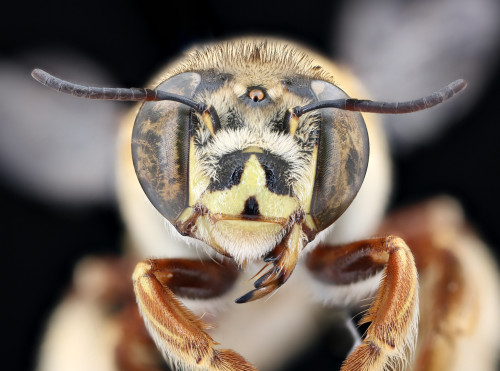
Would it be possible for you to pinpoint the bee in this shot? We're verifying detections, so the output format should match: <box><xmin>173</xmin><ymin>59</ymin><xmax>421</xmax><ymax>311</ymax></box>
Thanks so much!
<box><xmin>33</xmin><ymin>38</ymin><xmax>499</xmax><ymax>371</ymax></box>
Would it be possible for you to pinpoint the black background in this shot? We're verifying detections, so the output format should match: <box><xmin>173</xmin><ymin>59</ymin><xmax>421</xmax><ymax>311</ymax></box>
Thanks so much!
<box><xmin>2</xmin><ymin>1</ymin><xmax>500</xmax><ymax>370</ymax></box>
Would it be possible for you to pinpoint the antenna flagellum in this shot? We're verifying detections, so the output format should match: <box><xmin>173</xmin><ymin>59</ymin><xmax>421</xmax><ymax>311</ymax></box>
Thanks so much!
<box><xmin>294</xmin><ymin>79</ymin><xmax>467</xmax><ymax>116</ymax></box>
<box><xmin>31</xmin><ymin>68</ymin><xmax>206</xmax><ymax>112</ymax></box>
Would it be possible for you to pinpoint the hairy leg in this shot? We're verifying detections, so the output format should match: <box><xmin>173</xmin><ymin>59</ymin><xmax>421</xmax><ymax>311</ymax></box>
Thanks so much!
<box><xmin>378</xmin><ymin>197</ymin><xmax>500</xmax><ymax>371</ymax></box>
<box><xmin>307</xmin><ymin>236</ymin><xmax>419</xmax><ymax>371</ymax></box>
<box><xmin>133</xmin><ymin>258</ymin><xmax>257</xmax><ymax>371</ymax></box>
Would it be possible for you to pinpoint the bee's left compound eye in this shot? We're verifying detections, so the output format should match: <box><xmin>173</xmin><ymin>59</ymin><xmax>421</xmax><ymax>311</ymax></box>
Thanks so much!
<box><xmin>131</xmin><ymin>72</ymin><xmax>202</xmax><ymax>225</ymax></box>
<box><xmin>306</xmin><ymin>80</ymin><xmax>369</xmax><ymax>232</ymax></box>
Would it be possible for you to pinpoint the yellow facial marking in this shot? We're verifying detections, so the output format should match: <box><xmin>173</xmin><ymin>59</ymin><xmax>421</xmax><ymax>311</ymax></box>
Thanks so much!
<box><xmin>200</xmin><ymin>154</ymin><xmax>299</xmax><ymax>219</ymax></box>
<box><xmin>177</xmin><ymin>206</ymin><xmax>196</xmax><ymax>225</ymax></box>
<box><xmin>242</xmin><ymin>146</ymin><xmax>264</xmax><ymax>153</ymax></box>
<box><xmin>304</xmin><ymin>214</ymin><xmax>317</xmax><ymax>231</ymax></box>
<box><xmin>303</xmin><ymin>145</ymin><xmax>318</xmax><ymax>214</ymax></box>
<box><xmin>189</xmin><ymin>138</ymin><xmax>210</xmax><ymax>206</ymax></box>
<box><xmin>201</xmin><ymin>110</ymin><xmax>216</xmax><ymax>136</ymax></box>
<box><xmin>287</xmin><ymin>109</ymin><xmax>300</xmax><ymax>136</ymax></box>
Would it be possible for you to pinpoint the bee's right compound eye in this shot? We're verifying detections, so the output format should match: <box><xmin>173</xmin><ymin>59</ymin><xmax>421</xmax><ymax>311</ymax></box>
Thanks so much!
<box><xmin>131</xmin><ymin>72</ymin><xmax>202</xmax><ymax>225</ymax></box>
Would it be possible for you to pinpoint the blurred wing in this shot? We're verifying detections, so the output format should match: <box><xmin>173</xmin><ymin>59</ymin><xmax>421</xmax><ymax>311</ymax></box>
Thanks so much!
<box><xmin>336</xmin><ymin>0</ymin><xmax>500</xmax><ymax>153</ymax></box>
<box><xmin>0</xmin><ymin>51</ymin><xmax>124</xmax><ymax>205</ymax></box>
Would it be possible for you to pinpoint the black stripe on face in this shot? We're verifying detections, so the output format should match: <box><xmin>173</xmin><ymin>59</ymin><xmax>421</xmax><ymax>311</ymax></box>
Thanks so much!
<box><xmin>207</xmin><ymin>152</ymin><xmax>292</xmax><ymax>196</ymax></box>
<box><xmin>207</xmin><ymin>152</ymin><xmax>251</xmax><ymax>192</ymax></box>
<box><xmin>256</xmin><ymin>153</ymin><xmax>291</xmax><ymax>196</ymax></box>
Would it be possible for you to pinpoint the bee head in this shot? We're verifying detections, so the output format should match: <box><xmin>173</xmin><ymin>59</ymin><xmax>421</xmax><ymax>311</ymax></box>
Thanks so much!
<box><xmin>132</xmin><ymin>40</ymin><xmax>369</xmax><ymax>264</ymax></box>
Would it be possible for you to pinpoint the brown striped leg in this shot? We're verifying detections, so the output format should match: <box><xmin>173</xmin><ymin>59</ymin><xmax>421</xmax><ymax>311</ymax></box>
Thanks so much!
<box><xmin>307</xmin><ymin>236</ymin><xmax>419</xmax><ymax>371</ymax></box>
<box><xmin>133</xmin><ymin>258</ymin><xmax>257</xmax><ymax>371</ymax></box>
<box><xmin>378</xmin><ymin>197</ymin><xmax>500</xmax><ymax>371</ymax></box>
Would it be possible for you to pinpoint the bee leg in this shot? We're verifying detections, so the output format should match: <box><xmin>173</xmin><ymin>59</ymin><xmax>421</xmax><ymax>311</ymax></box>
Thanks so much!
<box><xmin>378</xmin><ymin>197</ymin><xmax>500</xmax><ymax>371</ymax></box>
<box><xmin>307</xmin><ymin>236</ymin><xmax>419</xmax><ymax>371</ymax></box>
<box><xmin>132</xmin><ymin>258</ymin><xmax>257</xmax><ymax>371</ymax></box>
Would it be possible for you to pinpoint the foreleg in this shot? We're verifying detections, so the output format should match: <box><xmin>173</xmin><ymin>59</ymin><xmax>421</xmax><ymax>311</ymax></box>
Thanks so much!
<box><xmin>378</xmin><ymin>197</ymin><xmax>500</xmax><ymax>371</ymax></box>
<box><xmin>307</xmin><ymin>236</ymin><xmax>419</xmax><ymax>371</ymax></box>
<box><xmin>133</xmin><ymin>258</ymin><xmax>256</xmax><ymax>371</ymax></box>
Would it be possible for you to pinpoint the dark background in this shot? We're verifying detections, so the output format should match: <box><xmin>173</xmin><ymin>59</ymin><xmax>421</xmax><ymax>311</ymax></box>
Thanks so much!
<box><xmin>2</xmin><ymin>1</ymin><xmax>500</xmax><ymax>370</ymax></box>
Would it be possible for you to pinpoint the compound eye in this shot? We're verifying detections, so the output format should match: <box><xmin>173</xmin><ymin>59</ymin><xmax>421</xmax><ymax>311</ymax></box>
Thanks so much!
<box><xmin>131</xmin><ymin>72</ymin><xmax>201</xmax><ymax>224</ymax></box>
<box><xmin>308</xmin><ymin>80</ymin><xmax>369</xmax><ymax>232</ymax></box>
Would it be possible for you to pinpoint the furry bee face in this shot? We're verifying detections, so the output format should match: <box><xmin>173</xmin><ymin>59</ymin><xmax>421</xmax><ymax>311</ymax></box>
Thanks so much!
<box><xmin>131</xmin><ymin>39</ymin><xmax>369</xmax><ymax>266</ymax></box>
<box><xmin>31</xmin><ymin>38</ymin><xmax>464</xmax><ymax>303</ymax></box>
